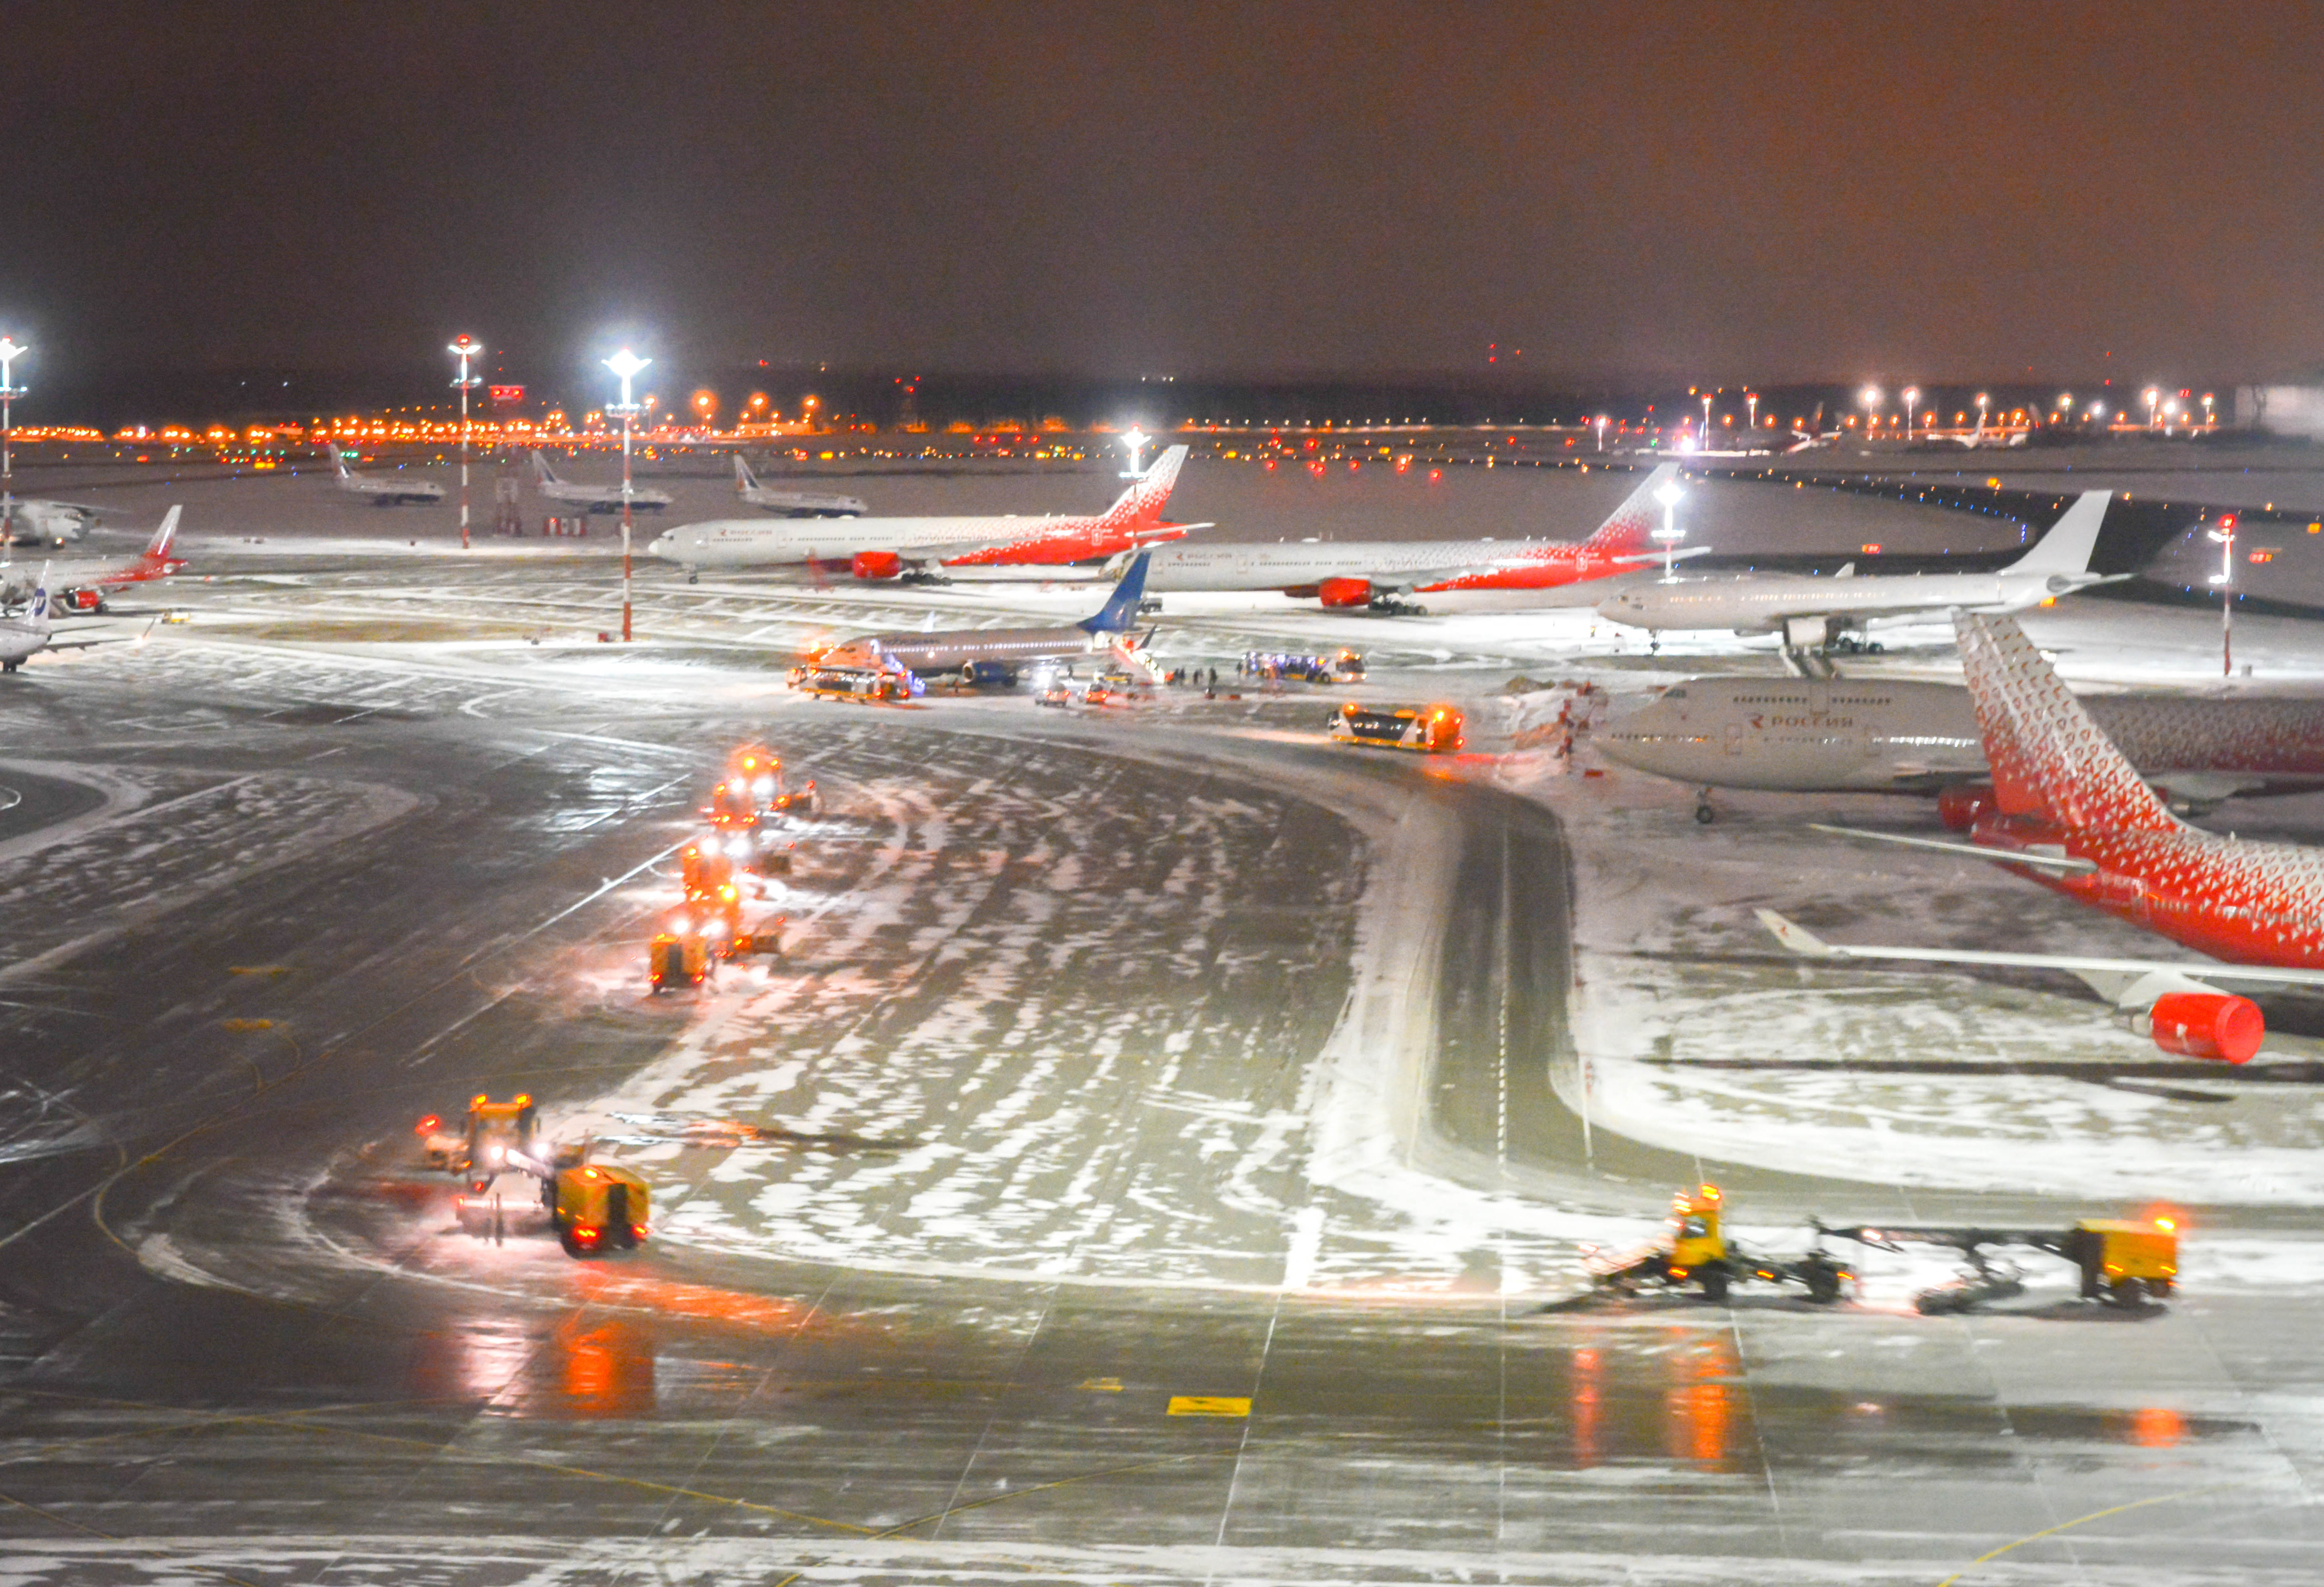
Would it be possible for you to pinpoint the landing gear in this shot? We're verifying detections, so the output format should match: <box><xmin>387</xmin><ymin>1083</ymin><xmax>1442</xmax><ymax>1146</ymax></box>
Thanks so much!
<box><xmin>687</xmin><ymin>570</ymin><xmax>699</xmax><ymax>584</ymax></box>
<box><xmin>1694</xmin><ymin>790</ymin><xmax>1715</xmax><ymax>824</ymax></box>
<box><xmin>1367</xmin><ymin>596</ymin><xmax>1427</xmax><ymax>617</ymax></box>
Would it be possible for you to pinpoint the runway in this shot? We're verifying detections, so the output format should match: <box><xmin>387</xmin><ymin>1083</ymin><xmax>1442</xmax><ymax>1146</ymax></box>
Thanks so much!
<box><xmin>0</xmin><ymin>549</ymin><xmax>2320</xmax><ymax>1582</ymax></box>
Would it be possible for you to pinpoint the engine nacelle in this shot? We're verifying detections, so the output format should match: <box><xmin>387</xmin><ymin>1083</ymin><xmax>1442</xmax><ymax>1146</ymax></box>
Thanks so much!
<box><xmin>1936</xmin><ymin>782</ymin><xmax>1995</xmax><ymax>831</ymax></box>
<box><xmin>60</xmin><ymin>587</ymin><xmax>105</xmax><ymax>613</ymax></box>
<box><xmin>850</xmin><ymin>551</ymin><xmax>903</xmax><ymax>581</ymax></box>
<box><xmin>1317</xmin><ymin>577</ymin><xmax>1374</xmax><ymax>609</ymax></box>
<box><xmin>2146</xmin><ymin>991</ymin><xmax>2263</xmax><ymax>1064</ymax></box>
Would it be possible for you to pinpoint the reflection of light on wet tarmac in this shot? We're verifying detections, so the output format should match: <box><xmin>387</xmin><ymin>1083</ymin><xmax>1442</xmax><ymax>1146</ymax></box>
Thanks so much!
<box><xmin>557</xmin><ymin>1318</ymin><xmax>658</xmax><ymax>1417</ymax></box>
<box><xmin>570</xmin><ymin>1265</ymin><xmax>821</xmax><ymax>1335</ymax></box>
<box><xmin>2130</xmin><ymin>1406</ymin><xmax>2185</xmax><ymax>1447</ymax></box>
<box><xmin>1568</xmin><ymin>1345</ymin><xmax>1601</xmax><ymax>1467</ymax></box>
<box><xmin>1664</xmin><ymin>1332</ymin><xmax>1736</xmax><ymax>1467</ymax></box>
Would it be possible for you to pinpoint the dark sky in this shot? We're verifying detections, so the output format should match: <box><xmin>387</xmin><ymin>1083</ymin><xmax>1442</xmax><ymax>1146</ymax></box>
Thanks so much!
<box><xmin>5</xmin><ymin>3</ymin><xmax>2322</xmax><ymax>391</ymax></box>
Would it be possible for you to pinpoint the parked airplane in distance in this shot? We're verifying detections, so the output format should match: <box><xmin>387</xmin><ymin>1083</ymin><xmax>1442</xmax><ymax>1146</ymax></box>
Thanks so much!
<box><xmin>651</xmin><ymin>446</ymin><xmax>1197</xmax><ymax>581</ymax></box>
<box><xmin>0</xmin><ymin>573</ymin><xmax>151</xmax><ymax>672</ymax></box>
<box><xmin>1765</xmin><ymin>609</ymin><xmax>2324</xmax><ymax>1063</ymax></box>
<box><xmin>0</xmin><ymin>506</ymin><xmax>185</xmax><ymax>611</ymax></box>
<box><xmin>733</xmin><ymin>455</ymin><xmax>867</xmax><ymax>518</ymax></box>
<box><xmin>3</xmin><ymin>497</ymin><xmax>109</xmax><ymax>547</ymax></box>
<box><xmin>1137</xmin><ymin>462</ymin><xmax>1691</xmax><ymax>613</ymax></box>
<box><xmin>531</xmin><ymin>450</ymin><xmax>674</xmax><ymax>514</ymax></box>
<box><xmin>813</xmin><ymin>554</ymin><xmax>1153</xmax><ymax>684</ymax></box>
<box><xmin>327</xmin><ymin>443</ymin><xmax>444</xmax><ymax>505</ymax></box>
<box><xmin>1597</xmin><ymin>674</ymin><xmax>2324</xmax><ymax>820</ymax></box>
<box><xmin>1596</xmin><ymin>490</ymin><xmax>2116</xmax><ymax>651</ymax></box>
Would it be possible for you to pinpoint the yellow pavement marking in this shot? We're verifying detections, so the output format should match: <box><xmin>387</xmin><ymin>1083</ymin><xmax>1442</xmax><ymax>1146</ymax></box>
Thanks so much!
<box><xmin>1936</xmin><ymin>1482</ymin><xmax>2244</xmax><ymax>1585</ymax></box>
<box><xmin>219</xmin><ymin>1018</ymin><xmax>274</xmax><ymax>1032</ymax></box>
<box><xmin>226</xmin><ymin>966</ymin><xmax>291</xmax><ymax>976</ymax></box>
<box><xmin>1077</xmin><ymin>1377</ymin><xmax>1123</xmax><ymax>1392</ymax></box>
<box><xmin>1166</xmin><ymin>1395</ymin><xmax>1249</xmax><ymax>1417</ymax></box>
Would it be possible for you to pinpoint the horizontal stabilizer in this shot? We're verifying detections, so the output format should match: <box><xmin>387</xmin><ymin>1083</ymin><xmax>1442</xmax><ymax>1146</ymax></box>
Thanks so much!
<box><xmin>1805</xmin><ymin>821</ymin><xmax>2096</xmax><ymax>873</ymax></box>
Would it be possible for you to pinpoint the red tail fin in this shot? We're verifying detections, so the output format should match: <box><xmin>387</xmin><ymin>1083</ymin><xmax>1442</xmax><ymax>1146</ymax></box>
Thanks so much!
<box><xmin>1097</xmin><ymin>444</ymin><xmax>1188</xmax><ymax>529</ymax></box>
<box><xmin>1955</xmin><ymin>611</ymin><xmax>2174</xmax><ymax>833</ymax></box>
<box><xmin>1580</xmin><ymin>462</ymin><xmax>1680</xmax><ymax>554</ymax></box>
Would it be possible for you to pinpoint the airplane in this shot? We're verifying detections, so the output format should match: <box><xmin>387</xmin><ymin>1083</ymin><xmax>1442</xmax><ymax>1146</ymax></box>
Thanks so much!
<box><xmin>1595</xmin><ymin>490</ymin><xmax>2117</xmax><ymax>652</ymax></box>
<box><xmin>1135</xmin><ymin>462</ymin><xmax>1691</xmax><ymax>613</ymax></box>
<box><xmin>1595</xmin><ymin>675</ymin><xmax>2324</xmax><ymax>821</ymax></box>
<box><xmin>326</xmin><ymin>442</ymin><xmax>445</xmax><ymax>505</ymax></box>
<box><xmin>733</xmin><ymin>455</ymin><xmax>868</xmax><ymax>518</ymax></box>
<box><xmin>813</xmin><ymin>553</ymin><xmax>1153</xmax><ymax>684</ymax></box>
<box><xmin>1761</xmin><ymin>609</ymin><xmax>2324</xmax><ymax>1063</ymax></box>
<box><xmin>3</xmin><ymin>497</ymin><xmax>109</xmax><ymax>547</ymax></box>
<box><xmin>650</xmin><ymin>445</ymin><xmax>1197</xmax><ymax>582</ymax></box>
<box><xmin>531</xmin><ymin>450</ymin><xmax>674</xmax><ymax>514</ymax></box>
<box><xmin>0</xmin><ymin>574</ymin><xmax>151</xmax><ymax>672</ymax></box>
<box><xmin>0</xmin><ymin>506</ymin><xmax>185</xmax><ymax>612</ymax></box>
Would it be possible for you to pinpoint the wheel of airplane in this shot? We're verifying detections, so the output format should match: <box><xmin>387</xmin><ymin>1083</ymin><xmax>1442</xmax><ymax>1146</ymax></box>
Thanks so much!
<box><xmin>1694</xmin><ymin>803</ymin><xmax>1715</xmax><ymax>825</ymax></box>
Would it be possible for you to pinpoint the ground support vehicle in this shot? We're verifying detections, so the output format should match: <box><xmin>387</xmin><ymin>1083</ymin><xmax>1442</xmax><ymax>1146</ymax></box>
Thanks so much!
<box><xmin>649</xmin><ymin>928</ymin><xmax>713</xmax><ymax>992</ymax></box>
<box><xmin>722</xmin><ymin>747</ymin><xmax>822</xmax><ymax>819</ymax></box>
<box><xmin>1583</xmin><ymin>1185</ymin><xmax>1853</xmax><ymax>1304</ymax></box>
<box><xmin>790</xmin><ymin>663</ymin><xmax>918</xmax><ymax>702</ymax></box>
<box><xmin>1245</xmin><ymin>648</ymin><xmax>1365</xmax><ymax>684</ymax></box>
<box><xmin>548</xmin><ymin>1163</ymin><xmax>650</xmax><ymax>1257</ymax></box>
<box><xmin>1815</xmin><ymin>1217</ymin><xmax>2179</xmax><ymax>1312</ymax></box>
<box><xmin>1328</xmin><ymin>701</ymin><xmax>1464</xmax><ymax>753</ymax></box>
<box><xmin>649</xmin><ymin>907</ymin><xmax>783</xmax><ymax>992</ymax></box>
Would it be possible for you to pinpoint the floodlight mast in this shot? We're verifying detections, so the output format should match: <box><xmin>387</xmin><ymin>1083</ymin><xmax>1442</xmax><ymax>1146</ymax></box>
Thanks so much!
<box><xmin>2209</xmin><ymin>515</ymin><xmax>2237</xmax><ymax>676</ymax></box>
<box><xmin>1120</xmin><ymin>427</ymin><xmax>1149</xmax><ymax>479</ymax></box>
<box><xmin>0</xmin><ymin>337</ymin><xmax>25</xmax><ymax>539</ymax></box>
<box><xmin>603</xmin><ymin>349</ymin><xmax>650</xmax><ymax>644</ymax></box>
<box><xmin>449</xmin><ymin>337</ymin><xmax>483</xmax><ymax>551</ymax></box>
<box><xmin>1652</xmin><ymin>479</ymin><xmax>1687</xmax><ymax>581</ymax></box>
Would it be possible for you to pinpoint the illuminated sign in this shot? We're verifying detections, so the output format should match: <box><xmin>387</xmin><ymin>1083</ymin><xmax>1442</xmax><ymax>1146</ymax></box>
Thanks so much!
<box><xmin>489</xmin><ymin>384</ymin><xmax>525</xmax><ymax>408</ymax></box>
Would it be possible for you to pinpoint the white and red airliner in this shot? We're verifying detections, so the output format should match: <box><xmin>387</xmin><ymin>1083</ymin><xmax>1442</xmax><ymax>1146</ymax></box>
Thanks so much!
<box><xmin>1765</xmin><ymin>609</ymin><xmax>2324</xmax><ymax>1064</ymax></box>
<box><xmin>0</xmin><ymin>506</ymin><xmax>185</xmax><ymax>612</ymax></box>
<box><xmin>648</xmin><ymin>445</ymin><xmax>1198</xmax><ymax>582</ymax></box>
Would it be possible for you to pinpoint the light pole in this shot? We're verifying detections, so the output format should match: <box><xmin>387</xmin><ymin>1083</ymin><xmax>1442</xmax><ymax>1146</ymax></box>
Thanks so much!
<box><xmin>1746</xmin><ymin>392</ymin><xmax>1758</xmax><ymax>433</ymax></box>
<box><xmin>1975</xmin><ymin>391</ymin><xmax>1990</xmax><ymax>441</ymax></box>
<box><xmin>2209</xmin><ymin>514</ymin><xmax>2238</xmax><ymax>676</ymax></box>
<box><xmin>1861</xmin><ymin>385</ymin><xmax>1882</xmax><ymax>439</ymax></box>
<box><xmin>2202</xmin><ymin>392</ymin><xmax>2216</xmax><ymax>429</ymax></box>
<box><xmin>1651</xmin><ymin>479</ymin><xmax>1687</xmax><ymax>581</ymax></box>
<box><xmin>0</xmin><ymin>337</ymin><xmax>25</xmax><ymax>540</ymax></box>
<box><xmin>1120</xmin><ymin>426</ymin><xmax>1149</xmax><ymax>478</ymax></box>
<box><xmin>1699</xmin><ymin>393</ymin><xmax>1713</xmax><ymax>452</ymax></box>
<box><xmin>1594</xmin><ymin>414</ymin><xmax>1607</xmax><ymax>453</ymax></box>
<box><xmin>2144</xmin><ymin>387</ymin><xmax>2161</xmax><ymax>431</ymax></box>
<box><xmin>603</xmin><ymin>348</ymin><xmax>649</xmax><ymax>644</ymax></box>
<box><xmin>448</xmin><ymin>337</ymin><xmax>482</xmax><ymax>550</ymax></box>
<box><xmin>1902</xmin><ymin>386</ymin><xmax>1920</xmax><ymax>443</ymax></box>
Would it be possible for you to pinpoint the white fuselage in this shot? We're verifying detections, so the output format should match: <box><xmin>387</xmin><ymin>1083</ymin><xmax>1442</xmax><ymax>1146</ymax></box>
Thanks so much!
<box><xmin>820</xmin><ymin>625</ymin><xmax>1109</xmax><ymax>673</ymax></box>
<box><xmin>1141</xmin><ymin>539</ymin><xmax>1547</xmax><ymax>593</ymax></box>
<box><xmin>654</xmin><ymin>515</ymin><xmax>1085</xmax><ymax>570</ymax></box>
<box><xmin>1595</xmin><ymin>675</ymin><xmax>2324</xmax><ymax>798</ymax></box>
<box><xmin>740</xmin><ymin>483</ymin><xmax>869</xmax><ymax>517</ymax></box>
<box><xmin>3</xmin><ymin>500</ymin><xmax>99</xmax><ymax>546</ymax></box>
<box><xmin>1598</xmin><ymin>568</ymin><xmax>2087</xmax><ymax>634</ymax></box>
<box><xmin>339</xmin><ymin>472</ymin><xmax>444</xmax><ymax>503</ymax></box>
<box><xmin>540</xmin><ymin>478</ymin><xmax>673</xmax><ymax>512</ymax></box>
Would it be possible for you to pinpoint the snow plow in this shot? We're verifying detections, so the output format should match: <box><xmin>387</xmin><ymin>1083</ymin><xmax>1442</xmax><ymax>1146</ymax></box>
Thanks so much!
<box><xmin>1814</xmin><ymin>1216</ymin><xmax>2179</xmax><ymax>1313</ymax></box>
<box><xmin>1581</xmin><ymin>1185</ymin><xmax>1852</xmax><ymax>1305</ymax></box>
<box><xmin>550</xmin><ymin>1163</ymin><xmax>650</xmax><ymax>1258</ymax></box>
<box><xmin>417</xmin><ymin>1095</ymin><xmax>652</xmax><ymax>1260</ymax></box>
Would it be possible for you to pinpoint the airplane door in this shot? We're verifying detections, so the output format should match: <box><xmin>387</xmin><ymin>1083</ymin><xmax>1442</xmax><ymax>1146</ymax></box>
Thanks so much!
<box><xmin>1724</xmin><ymin>723</ymin><xmax>1744</xmax><ymax>756</ymax></box>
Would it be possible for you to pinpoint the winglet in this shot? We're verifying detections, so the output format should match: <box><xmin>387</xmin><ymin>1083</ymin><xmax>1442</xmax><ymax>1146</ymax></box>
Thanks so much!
<box><xmin>2002</xmin><ymin>490</ymin><xmax>2111</xmax><ymax>576</ymax></box>
<box><xmin>1755</xmin><ymin>908</ymin><xmax>1839</xmax><ymax>958</ymax></box>
<box><xmin>531</xmin><ymin>450</ymin><xmax>559</xmax><ymax>485</ymax></box>
<box><xmin>327</xmin><ymin>442</ymin><xmax>352</xmax><ymax>479</ymax></box>
<box><xmin>734</xmin><ymin>454</ymin><xmax>758</xmax><ymax>493</ymax></box>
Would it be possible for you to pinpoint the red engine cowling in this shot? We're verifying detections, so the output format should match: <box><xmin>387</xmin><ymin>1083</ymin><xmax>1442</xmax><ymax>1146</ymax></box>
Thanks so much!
<box><xmin>850</xmin><ymin>551</ymin><xmax>903</xmax><ymax>581</ymax></box>
<box><xmin>1317</xmin><ymin>577</ymin><xmax>1373</xmax><ymax>609</ymax></box>
<box><xmin>60</xmin><ymin>587</ymin><xmax>105</xmax><ymax>613</ymax></box>
<box><xmin>2148</xmin><ymin>991</ymin><xmax>2263</xmax><ymax>1063</ymax></box>
<box><xmin>1936</xmin><ymin>782</ymin><xmax>1994</xmax><ymax>831</ymax></box>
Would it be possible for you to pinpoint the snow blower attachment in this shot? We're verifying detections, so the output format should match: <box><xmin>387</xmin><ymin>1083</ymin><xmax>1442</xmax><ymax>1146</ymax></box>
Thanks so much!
<box><xmin>1582</xmin><ymin>1185</ymin><xmax>1852</xmax><ymax>1305</ymax></box>
<box><xmin>1814</xmin><ymin>1216</ymin><xmax>2179</xmax><ymax>1313</ymax></box>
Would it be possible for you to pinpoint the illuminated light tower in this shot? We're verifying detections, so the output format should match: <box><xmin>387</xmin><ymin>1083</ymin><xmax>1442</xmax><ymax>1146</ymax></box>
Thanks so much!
<box><xmin>0</xmin><ymin>336</ymin><xmax>25</xmax><ymax>538</ymax></box>
<box><xmin>448</xmin><ymin>336</ymin><xmax>482</xmax><ymax>550</ymax></box>
<box><xmin>603</xmin><ymin>348</ymin><xmax>649</xmax><ymax>644</ymax></box>
<box><xmin>2162</xmin><ymin>397</ymin><xmax>2182</xmax><ymax>437</ymax></box>
<box><xmin>2209</xmin><ymin>514</ymin><xmax>2238</xmax><ymax>676</ymax></box>
<box><xmin>1120</xmin><ymin>425</ymin><xmax>1150</xmax><ymax>479</ymax></box>
<box><xmin>1861</xmin><ymin>385</ymin><xmax>1882</xmax><ymax>438</ymax></box>
<box><xmin>1651</xmin><ymin>478</ymin><xmax>1687</xmax><ymax>581</ymax></box>
<box><xmin>1594</xmin><ymin>413</ymin><xmax>1608</xmax><ymax>453</ymax></box>
<box><xmin>2202</xmin><ymin>392</ymin><xmax>2216</xmax><ymax>429</ymax></box>
<box><xmin>2144</xmin><ymin>387</ymin><xmax>2162</xmax><ymax>431</ymax></box>
<box><xmin>1902</xmin><ymin>386</ymin><xmax>1920</xmax><ymax>443</ymax></box>
<box><xmin>1745</xmin><ymin>391</ymin><xmax>1758</xmax><ymax>433</ymax></box>
<box><xmin>1975</xmin><ymin>391</ymin><xmax>1990</xmax><ymax>441</ymax></box>
<box><xmin>1699</xmin><ymin>392</ymin><xmax>1713</xmax><ymax>452</ymax></box>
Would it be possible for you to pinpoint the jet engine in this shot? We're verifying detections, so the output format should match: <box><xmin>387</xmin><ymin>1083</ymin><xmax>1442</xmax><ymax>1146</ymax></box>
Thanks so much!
<box><xmin>850</xmin><ymin>551</ymin><xmax>903</xmax><ymax>581</ymax></box>
<box><xmin>1317</xmin><ymin>577</ymin><xmax>1373</xmax><ymax>609</ymax></box>
<box><xmin>1937</xmin><ymin>783</ymin><xmax>1995</xmax><ymax>831</ymax></box>
<box><xmin>2137</xmin><ymin>990</ymin><xmax>2263</xmax><ymax>1064</ymax></box>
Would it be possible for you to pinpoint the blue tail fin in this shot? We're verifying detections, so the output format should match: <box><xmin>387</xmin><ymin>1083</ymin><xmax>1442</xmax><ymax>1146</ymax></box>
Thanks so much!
<box><xmin>1078</xmin><ymin>553</ymin><xmax>1150</xmax><ymax>633</ymax></box>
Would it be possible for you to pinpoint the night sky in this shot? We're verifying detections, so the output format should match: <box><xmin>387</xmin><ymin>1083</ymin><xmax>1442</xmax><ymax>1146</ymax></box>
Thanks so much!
<box><xmin>5</xmin><ymin>4</ymin><xmax>2320</xmax><ymax>392</ymax></box>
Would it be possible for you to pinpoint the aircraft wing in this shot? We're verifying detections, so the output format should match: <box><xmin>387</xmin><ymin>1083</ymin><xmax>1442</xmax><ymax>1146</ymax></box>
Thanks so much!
<box><xmin>1756</xmin><ymin>908</ymin><xmax>2324</xmax><ymax>991</ymax></box>
<box><xmin>1805</xmin><ymin>822</ymin><xmax>2096</xmax><ymax>873</ymax></box>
